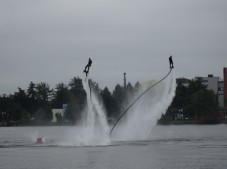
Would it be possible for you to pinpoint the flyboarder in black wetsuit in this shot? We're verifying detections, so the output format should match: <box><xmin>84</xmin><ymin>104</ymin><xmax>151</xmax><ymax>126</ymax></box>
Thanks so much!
<box><xmin>83</xmin><ymin>58</ymin><xmax>92</xmax><ymax>76</ymax></box>
<box><xmin>169</xmin><ymin>55</ymin><xmax>174</xmax><ymax>69</ymax></box>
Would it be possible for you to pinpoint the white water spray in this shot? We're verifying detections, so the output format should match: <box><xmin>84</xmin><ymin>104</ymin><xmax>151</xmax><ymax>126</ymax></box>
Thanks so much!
<box><xmin>57</xmin><ymin>78</ymin><xmax>110</xmax><ymax>146</ymax></box>
<box><xmin>80</xmin><ymin>78</ymin><xmax>110</xmax><ymax>145</ymax></box>
<box><xmin>111</xmin><ymin>70</ymin><xmax>176</xmax><ymax>141</ymax></box>
<box><xmin>58</xmin><ymin>70</ymin><xmax>175</xmax><ymax>146</ymax></box>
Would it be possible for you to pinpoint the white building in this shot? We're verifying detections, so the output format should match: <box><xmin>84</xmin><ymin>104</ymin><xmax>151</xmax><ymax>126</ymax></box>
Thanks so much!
<box><xmin>51</xmin><ymin>104</ymin><xmax>68</xmax><ymax>122</ymax></box>
<box><xmin>52</xmin><ymin>109</ymin><xmax>63</xmax><ymax>122</ymax></box>
<box><xmin>200</xmin><ymin>74</ymin><xmax>219</xmax><ymax>93</ymax></box>
<box><xmin>199</xmin><ymin>74</ymin><xmax>223</xmax><ymax>108</ymax></box>
<box><xmin>218</xmin><ymin>81</ymin><xmax>224</xmax><ymax>108</ymax></box>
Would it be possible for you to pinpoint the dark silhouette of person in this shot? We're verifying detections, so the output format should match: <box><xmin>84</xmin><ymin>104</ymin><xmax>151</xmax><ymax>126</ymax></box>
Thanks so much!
<box><xmin>169</xmin><ymin>55</ymin><xmax>174</xmax><ymax>69</ymax></box>
<box><xmin>84</xmin><ymin>58</ymin><xmax>92</xmax><ymax>76</ymax></box>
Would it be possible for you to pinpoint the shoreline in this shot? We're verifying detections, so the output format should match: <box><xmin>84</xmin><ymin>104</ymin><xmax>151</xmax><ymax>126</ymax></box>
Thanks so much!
<box><xmin>1</xmin><ymin>120</ymin><xmax>227</xmax><ymax>127</ymax></box>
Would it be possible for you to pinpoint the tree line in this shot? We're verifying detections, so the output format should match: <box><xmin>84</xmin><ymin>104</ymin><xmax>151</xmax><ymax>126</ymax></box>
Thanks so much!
<box><xmin>159</xmin><ymin>78</ymin><xmax>218</xmax><ymax>124</ymax></box>
<box><xmin>0</xmin><ymin>77</ymin><xmax>139</xmax><ymax>126</ymax></box>
<box><xmin>0</xmin><ymin>77</ymin><xmax>218</xmax><ymax>126</ymax></box>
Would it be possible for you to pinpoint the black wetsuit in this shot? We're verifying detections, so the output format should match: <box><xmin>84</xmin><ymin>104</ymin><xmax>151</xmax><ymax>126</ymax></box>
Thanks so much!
<box><xmin>169</xmin><ymin>56</ymin><xmax>174</xmax><ymax>69</ymax></box>
<box><xmin>84</xmin><ymin>58</ymin><xmax>92</xmax><ymax>76</ymax></box>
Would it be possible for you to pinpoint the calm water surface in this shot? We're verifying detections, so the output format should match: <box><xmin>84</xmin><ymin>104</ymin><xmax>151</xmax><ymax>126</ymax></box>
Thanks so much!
<box><xmin>0</xmin><ymin>125</ymin><xmax>227</xmax><ymax>169</ymax></box>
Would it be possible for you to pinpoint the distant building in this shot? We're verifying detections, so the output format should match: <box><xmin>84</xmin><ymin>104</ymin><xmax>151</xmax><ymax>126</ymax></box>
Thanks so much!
<box><xmin>52</xmin><ymin>104</ymin><xmax>68</xmax><ymax>122</ymax></box>
<box><xmin>52</xmin><ymin>109</ymin><xmax>63</xmax><ymax>122</ymax></box>
<box><xmin>196</xmin><ymin>74</ymin><xmax>224</xmax><ymax>108</ymax></box>
<box><xmin>224</xmin><ymin>68</ymin><xmax>227</xmax><ymax>107</ymax></box>
<box><xmin>218</xmin><ymin>80</ymin><xmax>224</xmax><ymax>108</ymax></box>
<box><xmin>200</xmin><ymin>74</ymin><xmax>219</xmax><ymax>93</ymax></box>
<box><xmin>218</xmin><ymin>68</ymin><xmax>227</xmax><ymax>120</ymax></box>
<box><xmin>175</xmin><ymin>69</ymin><xmax>227</xmax><ymax>121</ymax></box>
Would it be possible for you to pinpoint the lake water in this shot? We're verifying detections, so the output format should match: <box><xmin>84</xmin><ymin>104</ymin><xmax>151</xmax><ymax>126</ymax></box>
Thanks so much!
<box><xmin>0</xmin><ymin>125</ymin><xmax>227</xmax><ymax>169</ymax></box>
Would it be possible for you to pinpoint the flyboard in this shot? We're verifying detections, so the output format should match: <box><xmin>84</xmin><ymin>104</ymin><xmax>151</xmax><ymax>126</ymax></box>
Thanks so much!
<box><xmin>110</xmin><ymin>67</ymin><xmax>174</xmax><ymax>136</ymax></box>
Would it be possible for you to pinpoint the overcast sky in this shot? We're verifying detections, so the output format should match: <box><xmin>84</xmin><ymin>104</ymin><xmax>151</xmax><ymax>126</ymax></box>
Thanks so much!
<box><xmin>1</xmin><ymin>0</ymin><xmax>227</xmax><ymax>94</ymax></box>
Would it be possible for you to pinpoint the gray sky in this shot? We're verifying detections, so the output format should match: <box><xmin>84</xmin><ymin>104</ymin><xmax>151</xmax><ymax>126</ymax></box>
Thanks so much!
<box><xmin>1</xmin><ymin>0</ymin><xmax>227</xmax><ymax>94</ymax></box>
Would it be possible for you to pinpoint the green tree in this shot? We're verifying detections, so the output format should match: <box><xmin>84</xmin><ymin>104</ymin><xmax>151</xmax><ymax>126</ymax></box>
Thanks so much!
<box><xmin>14</xmin><ymin>87</ymin><xmax>28</xmax><ymax>110</ymax></box>
<box><xmin>52</xmin><ymin>83</ymin><xmax>69</xmax><ymax>108</ymax></box>
<box><xmin>8</xmin><ymin>102</ymin><xmax>22</xmax><ymax>124</ymax></box>
<box><xmin>35</xmin><ymin>107</ymin><xmax>52</xmax><ymax>124</ymax></box>
<box><xmin>183</xmin><ymin>104</ymin><xmax>196</xmax><ymax>119</ymax></box>
<box><xmin>65</xmin><ymin>95</ymin><xmax>83</xmax><ymax>124</ymax></box>
<box><xmin>16</xmin><ymin>110</ymin><xmax>30</xmax><ymax>125</ymax></box>
<box><xmin>187</xmin><ymin>78</ymin><xmax>206</xmax><ymax>95</ymax></box>
<box><xmin>66</xmin><ymin>77</ymin><xmax>86</xmax><ymax>124</ymax></box>
<box><xmin>35</xmin><ymin>82</ymin><xmax>53</xmax><ymax>123</ymax></box>
<box><xmin>189</xmin><ymin>89</ymin><xmax>217</xmax><ymax>121</ymax></box>
<box><xmin>112</xmin><ymin>84</ymin><xmax>125</xmax><ymax>117</ymax></box>
<box><xmin>134</xmin><ymin>81</ymin><xmax>141</xmax><ymax>92</ymax></box>
<box><xmin>36</xmin><ymin>82</ymin><xmax>53</xmax><ymax>103</ymax></box>
<box><xmin>0</xmin><ymin>95</ymin><xmax>14</xmax><ymax>124</ymax></box>
<box><xmin>126</xmin><ymin>82</ymin><xmax>134</xmax><ymax>98</ymax></box>
<box><xmin>101</xmin><ymin>87</ymin><xmax>118</xmax><ymax>119</ymax></box>
<box><xmin>69</xmin><ymin>77</ymin><xmax>85</xmax><ymax>95</ymax></box>
<box><xmin>171</xmin><ymin>82</ymin><xmax>187</xmax><ymax>108</ymax></box>
<box><xmin>27</xmin><ymin>82</ymin><xmax>38</xmax><ymax>116</ymax></box>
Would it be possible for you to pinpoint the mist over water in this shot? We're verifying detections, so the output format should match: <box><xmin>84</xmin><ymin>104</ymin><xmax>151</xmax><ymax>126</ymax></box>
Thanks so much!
<box><xmin>81</xmin><ymin>78</ymin><xmax>110</xmax><ymax>145</ymax></box>
<box><xmin>58</xmin><ymin>78</ymin><xmax>110</xmax><ymax>146</ymax></box>
<box><xmin>1</xmin><ymin>125</ymin><xmax>227</xmax><ymax>169</ymax></box>
<box><xmin>53</xmin><ymin>70</ymin><xmax>176</xmax><ymax>146</ymax></box>
<box><xmin>111</xmin><ymin>70</ymin><xmax>176</xmax><ymax>141</ymax></box>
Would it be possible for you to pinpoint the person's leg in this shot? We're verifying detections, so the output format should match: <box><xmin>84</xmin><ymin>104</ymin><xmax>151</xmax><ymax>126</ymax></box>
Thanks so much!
<box><xmin>85</xmin><ymin>65</ymin><xmax>89</xmax><ymax>71</ymax></box>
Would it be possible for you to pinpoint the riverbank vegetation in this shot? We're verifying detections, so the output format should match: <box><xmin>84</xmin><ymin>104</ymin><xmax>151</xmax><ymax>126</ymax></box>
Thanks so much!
<box><xmin>158</xmin><ymin>78</ymin><xmax>219</xmax><ymax>124</ymax></box>
<box><xmin>0</xmin><ymin>77</ymin><xmax>221</xmax><ymax>126</ymax></box>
